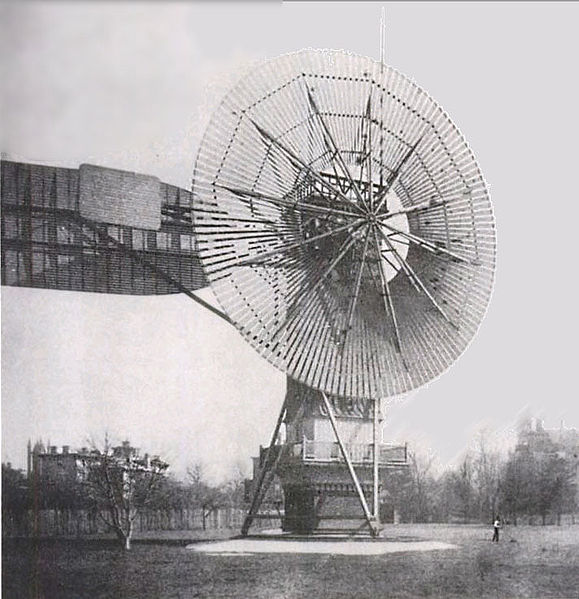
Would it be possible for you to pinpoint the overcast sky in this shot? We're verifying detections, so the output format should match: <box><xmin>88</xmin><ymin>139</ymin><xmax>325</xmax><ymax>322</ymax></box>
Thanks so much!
<box><xmin>2</xmin><ymin>2</ymin><xmax>578</xmax><ymax>482</ymax></box>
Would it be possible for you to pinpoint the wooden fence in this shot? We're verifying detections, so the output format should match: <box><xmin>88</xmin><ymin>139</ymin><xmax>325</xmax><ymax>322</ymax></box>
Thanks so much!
<box><xmin>2</xmin><ymin>508</ymin><xmax>280</xmax><ymax>538</ymax></box>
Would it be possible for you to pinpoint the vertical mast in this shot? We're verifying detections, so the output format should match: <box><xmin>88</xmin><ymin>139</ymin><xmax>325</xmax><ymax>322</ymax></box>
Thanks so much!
<box><xmin>373</xmin><ymin>398</ymin><xmax>380</xmax><ymax>522</ymax></box>
<box><xmin>374</xmin><ymin>9</ymin><xmax>386</xmax><ymax>530</ymax></box>
<box><xmin>380</xmin><ymin>7</ymin><xmax>386</xmax><ymax>67</ymax></box>
<box><xmin>379</xmin><ymin>7</ymin><xmax>385</xmax><ymax>192</ymax></box>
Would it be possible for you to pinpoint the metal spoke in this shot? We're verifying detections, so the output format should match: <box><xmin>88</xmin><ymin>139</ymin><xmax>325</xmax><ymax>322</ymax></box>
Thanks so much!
<box><xmin>235</xmin><ymin>217</ymin><xmax>365</xmax><ymax>266</ymax></box>
<box><xmin>271</xmin><ymin>231</ymin><xmax>362</xmax><ymax>341</ymax></box>
<box><xmin>304</xmin><ymin>86</ymin><xmax>369</xmax><ymax>212</ymax></box>
<box><xmin>249</xmin><ymin>117</ymin><xmax>366</xmax><ymax>215</ymax></box>
<box><xmin>379</xmin><ymin>198</ymin><xmax>451</xmax><ymax>219</ymax></box>
<box><xmin>380</xmin><ymin>249</ymin><xmax>399</xmax><ymax>272</ymax></box>
<box><xmin>376</xmin><ymin>225</ymin><xmax>455</xmax><ymax>326</ymax></box>
<box><xmin>372</xmin><ymin>227</ymin><xmax>403</xmax><ymax>353</ymax></box>
<box><xmin>378</xmin><ymin>220</ymin><xmax>473</xmax><ymax>265</ymax></box>
<box><xmin>217</xmin><ymin>184</ymin><xmax>361</xmax><ymax>219</ymax></box>
<box><xmin>344</xmin><ymin>224</ymin><xmax>372</xmax><ymax>335</ymax></box>
<box><xmin>365</xmin><ymin>94</ymin><xmax>374</xmax><ymax>213</ymax></box>
<box><xmin>374</xmin><ymin>136</ymin><xmax>422</xmax><ymax>214</ymax></box>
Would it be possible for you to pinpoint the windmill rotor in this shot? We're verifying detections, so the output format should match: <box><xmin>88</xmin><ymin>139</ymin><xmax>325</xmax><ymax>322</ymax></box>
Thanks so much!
<box><xmin>193</xmin><ymin>49</ymin><xmax>496</xmax><ymax>400</ymax></box>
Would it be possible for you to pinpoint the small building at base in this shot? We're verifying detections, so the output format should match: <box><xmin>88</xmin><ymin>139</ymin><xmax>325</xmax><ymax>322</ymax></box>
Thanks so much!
<box><xmin>248</xmin><ymin>379</ymin><xmax>408</xmax><ymax>534</ymax></box>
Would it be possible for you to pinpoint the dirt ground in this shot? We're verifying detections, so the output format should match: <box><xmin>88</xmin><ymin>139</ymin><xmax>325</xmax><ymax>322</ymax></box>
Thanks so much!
<box><xmin>3</xmin><ymin>523</ymin><xmax>578</xmax><ymax>598</ymax></box>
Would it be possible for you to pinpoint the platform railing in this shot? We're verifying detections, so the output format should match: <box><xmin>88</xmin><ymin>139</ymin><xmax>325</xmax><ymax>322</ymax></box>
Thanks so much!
<box><xmin>259</xmin><ymin>441</ymin><xmax>407</xmax><ymax>467</ymax></box>
<box><xmin>291</xmin><ymin>440</ymin><xmax>407</xmax><ymax>465</ymax></box>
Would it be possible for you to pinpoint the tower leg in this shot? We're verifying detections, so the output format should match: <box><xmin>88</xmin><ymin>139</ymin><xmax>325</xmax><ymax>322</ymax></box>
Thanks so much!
<box><xmin>241</xmin><ymin>394</ymin><xmax>308</xmax><ymax>536</ymax></box>
<box><xmin>373</xmin><ymin>398</ymin><xmax>381</xmax><ymax>531</ymax></box>
<box><xmin>241</xmin><ymin>397</ymin><xmax>287</xmax><ymax>536</ymax></box>
<box><xmin>320</xmin><ymin>392</ymin><xmax>379</xmax><ymax>536</ymax></box>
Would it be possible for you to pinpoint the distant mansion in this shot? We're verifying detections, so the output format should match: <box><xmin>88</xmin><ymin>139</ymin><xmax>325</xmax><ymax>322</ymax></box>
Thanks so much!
<box><xmin>27</xmin><ymin>440</ymin><xmax>158</xmax><ymax>487</ymax></box>
<box><xmin>517</xmin><ymin>418</ymin><xmax>578</xmax><ymax>462</ymax></box>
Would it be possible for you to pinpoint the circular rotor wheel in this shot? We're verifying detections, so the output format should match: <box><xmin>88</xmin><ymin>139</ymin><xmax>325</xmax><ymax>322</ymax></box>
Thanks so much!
<box><xmin>193</xmin><ymin>49</ymin><xmax>496</xmax><ymax>399</ymax></box>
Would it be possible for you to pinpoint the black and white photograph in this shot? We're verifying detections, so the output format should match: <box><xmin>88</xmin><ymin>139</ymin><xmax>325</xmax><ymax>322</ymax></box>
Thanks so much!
<box><xmin>1</xmin><ymin>2</ymin><xmax>578</xmax><ymax>597</ymax></box>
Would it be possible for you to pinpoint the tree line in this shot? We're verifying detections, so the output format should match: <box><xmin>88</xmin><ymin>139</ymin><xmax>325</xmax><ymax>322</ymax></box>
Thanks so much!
<box><xmin>3</xmin><ymin>423</ymin><xmax>577</xmax><ymax>548</ymax></box>
<box><xmin>2</xmin><ymin>440</ymin><xmax>245</xmax><ymax>550</ymax></box>
<box><xmin>382</xmin><ymin>431</ymin><xmax>576</xmax><ymax>526</ymax></box>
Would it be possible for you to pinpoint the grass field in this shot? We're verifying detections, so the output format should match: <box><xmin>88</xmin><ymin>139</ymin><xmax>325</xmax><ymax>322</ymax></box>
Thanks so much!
<box><xmin>3</xmin><ymin>524</ymin><xmax>578</xmax><ymax>598</ymax></box>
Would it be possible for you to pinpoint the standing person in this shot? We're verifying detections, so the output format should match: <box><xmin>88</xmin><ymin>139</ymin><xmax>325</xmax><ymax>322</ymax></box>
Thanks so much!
<box><xmin>492</xmin><ymin>517</ymin><xmax>501</xmax><ymax>542</ymax></box>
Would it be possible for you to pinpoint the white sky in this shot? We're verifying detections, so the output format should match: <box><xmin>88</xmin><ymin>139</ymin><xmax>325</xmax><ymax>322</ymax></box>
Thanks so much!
<box><xmin>2</xmin><ymin>2</ymin><xmax>578</xmax><ymax>482</ymax></box>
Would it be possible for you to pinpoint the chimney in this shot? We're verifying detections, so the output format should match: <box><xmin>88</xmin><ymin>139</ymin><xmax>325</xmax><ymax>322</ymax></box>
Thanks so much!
<box><xmin>50</xmin><ymin>446</ymin><xmax>57</xmax><ymax>454</ymax></box>
<box><xmin>62</xmin><ymin>445</ymin><xmax>70</xmax><ymax>455</ymax></box>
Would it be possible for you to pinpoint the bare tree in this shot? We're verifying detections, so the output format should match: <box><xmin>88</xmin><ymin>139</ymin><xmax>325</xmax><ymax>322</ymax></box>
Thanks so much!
<box><xmin>405</xmin><ymin>451</ymin><xmax>436</xmax><ymax>523</ymax></box>
<box><xmin>472</xmin><ymin>432</ymin><xmax>503</xmax><ymax>522</ymax></box>
<box><xmin>81</xmin><ymin>438</ymin><xmax>168</xmax><ymax>550</ymax></box>
<box><xmin>187</xmin><ymin>463</ymin><xmax>224</xmax><ymax>530</ymax></box>
<box><xmin>453</xmin><ymin>454</ymin><xmax>474</xmax><ymax>523</ymax></box>
<box><xmin>219</xmin><ymin>462</ymin><xmax>247</xmax><ymax>508</ymax></box>
<box><xmin>499</xmin><ymin>450</ymin><xmax>528</xmax><ymax>525</ymax></box>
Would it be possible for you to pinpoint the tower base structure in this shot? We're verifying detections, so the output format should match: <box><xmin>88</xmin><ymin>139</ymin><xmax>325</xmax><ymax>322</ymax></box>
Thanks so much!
<box><xmin>280</xmin><ymin>466</ymin><xmax>382</xmax><ymax>535</ymax></box>
<box><xmin>243</xmin><ymin>379</ymin><xmax>407</xmax><ymax>536</ymax></box>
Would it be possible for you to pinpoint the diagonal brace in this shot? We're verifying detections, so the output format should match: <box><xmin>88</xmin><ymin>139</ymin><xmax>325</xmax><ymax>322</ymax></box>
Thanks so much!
<box><xmin>320</xmin><ymin>392</ymin><xmax>379</xmax><ymax>536</ymax></box>
<box><xmin>71</xmin><ymin>214</ymin><xmax>232</xmax><ymax>324</ymax></box>
<box><xmin>241</xmin><ymin>397</ymin><xmax>288</xmax><ymax>536</ymax></box>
